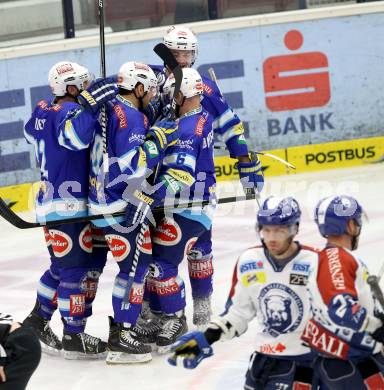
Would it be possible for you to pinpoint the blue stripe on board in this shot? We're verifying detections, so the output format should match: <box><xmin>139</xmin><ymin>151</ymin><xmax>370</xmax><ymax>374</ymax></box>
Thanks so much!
<box><xmin>0</xmin><ymin>152</ymin><xmax>30</xmax><ymax>173</ymax></box>
<box><xmin>0</xmin><ymin>89</ymin><xmax>25</xmax><ymax>109</ymax></box>
<box><xmin>0</xmin><ymin>121</ymin><xmax>24</xmax><ymax>141</ymax></box>
<box><xmin>30</xmin><ymin>85</ymin><xmax>51</xmax><ymax>110</ymax></box>
<box><xmin>223</xmin><ymin>92</ymin><xmax>243</xmax><ymax>109</ymax></box>
<box><xmin>198</xmin><ymin>60</ymin><xmax>244</xmax><ymax>79</ymax></box>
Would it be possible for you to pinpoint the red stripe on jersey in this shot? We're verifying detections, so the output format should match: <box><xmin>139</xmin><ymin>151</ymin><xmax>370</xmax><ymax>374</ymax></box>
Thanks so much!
<box><xmin>317</xmin><ymin>246</ymin><xmax>358</xmax><ymax>305</ymax></box>
<box><xmin>228</xmin><ymin>259</ymin><xmax>239</xmax><ymax>300</ymax></box>
<box><xmin>300</xmin><ymin>244</ymin><xmax>320</xmax><ymax>253</ymax></box>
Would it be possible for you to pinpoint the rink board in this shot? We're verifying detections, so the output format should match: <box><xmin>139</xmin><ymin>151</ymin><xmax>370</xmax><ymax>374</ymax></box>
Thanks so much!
<box><xmin>1</xmin><ymin>136</ymin><xmax>383</xmax><ymax>212</ymax></box>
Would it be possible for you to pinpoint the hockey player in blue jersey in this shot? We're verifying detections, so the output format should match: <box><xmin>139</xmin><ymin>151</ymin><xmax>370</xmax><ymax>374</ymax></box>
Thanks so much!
<box><xmin>60</xmin><ymin>61</ymin><xmax>180</xmax><ymax>364</ymax></box>
<box><xmin>134</xmin><ymin>68</ymin><xmax>216</xmax><ymax>352</ymax></box>
<box><xmin>143</xmin><ymin>26</ymin><xmax>264</xmax><ymax>327</ymax></box>
<box><xmin>22</xmin><ymin>61</ymin><xmax>117</xmax><ymax>359</ymax></box>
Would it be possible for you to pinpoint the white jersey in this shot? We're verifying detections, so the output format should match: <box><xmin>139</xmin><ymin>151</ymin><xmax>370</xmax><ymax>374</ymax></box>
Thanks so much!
<box><xmin>302</xmin><ymin>245</ymin><xmax>383</xmax><ymax>359</ymax></box>
<box><xmin>222</xmin><ymin>244</ymin><xmax>319</xmax><ymax>357</ymax></box>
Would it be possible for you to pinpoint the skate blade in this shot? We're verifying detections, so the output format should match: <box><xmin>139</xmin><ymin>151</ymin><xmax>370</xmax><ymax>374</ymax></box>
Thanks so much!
<box><xmin>63</xmin><ymin>350</ymin><xmax>108</xmax><ymax>360</ymax></box>
<box><xmin>41</xmin><ymin>342</ymin><xmax>62</xmax><ymax>356</ymax></box>
<box><xmin>106</xmin><ymin>351</ymin><xmax>152</xmax><ymax>364</ymax></box>
<box><xmin>156</xmin><ymin>345</ymin><xmax>172</xmax><ymax>354</ymax></box>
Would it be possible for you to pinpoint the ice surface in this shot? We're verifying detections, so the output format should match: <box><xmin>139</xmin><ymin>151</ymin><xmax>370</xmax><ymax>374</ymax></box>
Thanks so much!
<box><xmin>0</xmin><ymin>164</ymin><xmax>383</xmax><ymax>390</ymax></box>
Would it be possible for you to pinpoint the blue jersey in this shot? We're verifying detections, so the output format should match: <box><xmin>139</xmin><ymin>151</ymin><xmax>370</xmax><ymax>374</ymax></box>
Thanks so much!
<box><xmin>60</xmin><ymin>95</ymin><xmax>164</xmax><ymax>226</ymax></box>
<box><xmin>24</xmin><ymin>100</ymin><xmax>89</xmax><ymax>222</ymax></box>
<box><xmin>150</xmin><ymin>65</ymin><xmax>249</xmax><ymax>158</ymax></box>
<box><xmin>158</xmin><ymin>107</ymin><xmax>215</xmax><ymax>229</ymax></box>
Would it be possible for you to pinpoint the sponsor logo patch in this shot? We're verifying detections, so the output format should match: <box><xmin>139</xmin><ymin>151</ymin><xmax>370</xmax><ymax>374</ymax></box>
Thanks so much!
<box><xmin>301</xmin><ymin>319</ymin><xmax>349</xmax><ymax>359</ymax></box>
<box><xmin>105</xmin><ymin>234</ymin><xmax>131</xmax><ymax>261</ymax></box>
<box><xmin>153</xmin><ymin>218</ymin><xmax>182</xmax><ymax>246</ymax></box>
<box><xmin>292</xmin><ymin>263</ymin><xmax>310</xmax><ymax>273</ymax></box>
<box><xmin>79</xmin><ymin>224</ymin><xmax>92</xmax><ymax>253</ymax></box>
<box><xmin>129</xmin><ymin>283</ymin><xmax>144</xmax><ymax>304</ymax></box>
<box><xmin>241</xmin><ymin>272</ymin><xmax>266</xmax><ymax>286</ymax></box>
<box><xmin>289</xmin><ymin>273</ymin><xmax>308</xmax><ymax>286</ymax></box>
<box><xmin>240</xmin><ymin>261</ymin><xmax>264</xmax><ymax>273</ymax></box>
<box><xmin>113</xmin><ymin>104</ymin><xmax>127</xmax><ymax>128</ymax></box>
<box><xmin>259</xmin><ymin>342</ymin><xmax>286</xmax><ymax>354</ymax></box>
<box><xmin>138</xmin><ymin>228</ymin><xmax>152</xmax><ymax>254</ymax></box>
<box><xmin>69</xmin><ymin>294</ymin><xmax>85</xmax><ymax>316</ymax></box>
<box><xmin>49</xmin><ymin>229</ymin><xmax>73</xmax><ymax>257</ymax></box>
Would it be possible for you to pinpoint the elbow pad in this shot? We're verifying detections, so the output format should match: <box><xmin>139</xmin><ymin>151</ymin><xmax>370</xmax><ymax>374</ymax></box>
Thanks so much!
<box><xmin>328</xmin><ymin>293</ymin><xmax>367</xmax><ymax>331</ymax></box>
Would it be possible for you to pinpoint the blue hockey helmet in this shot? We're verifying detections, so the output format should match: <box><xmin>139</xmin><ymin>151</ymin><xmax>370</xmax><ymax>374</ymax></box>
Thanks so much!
<box><xmin>314</xmin><ymin>195</ymin><xmax>363</xmax><ymax>237</ymax></box>
<box><xmin>257</xmin><ymin>196</ymin><xmax>301</xmax><ymax>228</ymax></box>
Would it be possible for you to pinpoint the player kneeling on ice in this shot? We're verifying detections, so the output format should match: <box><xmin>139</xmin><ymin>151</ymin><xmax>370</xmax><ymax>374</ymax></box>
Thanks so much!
<box><xmin>132</xmin><ymin>68</ymin><xmax>217</xmax><ymax>353</ymax></box>
<box><xmin>23</xmin><ymin>61</ymin><xmax>117</xmax><ymax>359</ymax></box>
<box><xmin>302</xmin><ymin>195</ymin><xmax>384</xmax><ymax>389</ymax></box>
<box><xmin>168</xmin><ymin>196</ymin><xmax>319</xmax><ymax>389</ymax></box>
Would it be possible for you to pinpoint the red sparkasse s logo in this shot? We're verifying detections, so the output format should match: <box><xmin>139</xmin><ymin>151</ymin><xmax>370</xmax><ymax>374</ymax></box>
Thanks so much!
<box><xmin>263</xmin><ymin>30</ymin><xmax>331</xmax><ymax>112</ymax></box>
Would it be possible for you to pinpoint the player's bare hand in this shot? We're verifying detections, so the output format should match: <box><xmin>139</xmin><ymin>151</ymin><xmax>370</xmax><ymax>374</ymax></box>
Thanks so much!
<box><xmin>0</xmin><ymin>366</ymin><xmax>6</xmax><ymax>382</ymax></box>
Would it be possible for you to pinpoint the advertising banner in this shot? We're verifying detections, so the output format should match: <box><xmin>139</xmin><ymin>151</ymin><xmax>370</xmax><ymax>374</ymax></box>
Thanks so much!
<box><xmin>0</xmin><ymin>9</ymin><xmax>383</xmax><ymax>186</ymax></box>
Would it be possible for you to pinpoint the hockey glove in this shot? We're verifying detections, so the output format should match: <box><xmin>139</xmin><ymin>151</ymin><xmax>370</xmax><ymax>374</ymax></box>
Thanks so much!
<box><xmin>78</xmin><ymin>77</ymin><xmax>118</xmax><ymax>113</ymax></box>
<box><xmin>143</xmin><ymin>96</ymin><xmax>161</xmax><ymax>126</ymax></box>
<box><xmin>168</xmin><ymin>331</ymin><xmax>213</xmax><ymax>369</ymax></box>
<box><xmin>370</xmin><ymin>313</ymin><xmax>384</xmax><ymax>343</ymax></box>
<box><xmin>238</xmin><ymin>157</ymin><xmax>264</xmax><ymax>197</ymax></box>
<box><xmin>147</xmin><ymin>119</ymin><xmax>179</xmax><ymax>154</ymax></box>
<box><xmin>125</xmin><ymin>189</ymin><xmax>162</xmax><ymax>229</ymax></box>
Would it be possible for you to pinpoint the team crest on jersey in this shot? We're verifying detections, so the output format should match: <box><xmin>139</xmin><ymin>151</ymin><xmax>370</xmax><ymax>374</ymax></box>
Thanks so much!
<box><xmin>49</xmin><ymin>229</ymin><xmax>73</xmax><ymax>257</ymax></box>
<box><xmin>105</xmin><ymin>234</ymin><xmax>131</xmax><ymax>262</ymax></box>
<box><xmin>153</xmin><ymin>217</ymin><xmax>182</xmax><ymax>246</ymax></box>
<box><xmin>79</xmin><ymin>225</ymin><xmax>92</xmax><ymax>253</ymax></box>
<box><xmin>259</xmin><ymin>283</ymin><xmax>304</xmax><ymax>337</ymax></box>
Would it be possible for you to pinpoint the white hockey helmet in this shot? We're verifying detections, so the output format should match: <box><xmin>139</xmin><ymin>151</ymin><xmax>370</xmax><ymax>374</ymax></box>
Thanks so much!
<box><xmin>163</xmin><ymin>68</ymin><xmax>203</xmax><ymax>99</ymax></box>
<box><xmin>163</xmin><ymin>26</ymin><xmax>198</xmax><ymax>65</ymax></box>
<box><xmin>117</xmin><ymin>61</ymin><xmax>157</xmax><ymax>94</ymax></box>
<box><xmin>48</xmin><ymin>61</ymin><xmax>93</xmax><ymax>97</ymax></box>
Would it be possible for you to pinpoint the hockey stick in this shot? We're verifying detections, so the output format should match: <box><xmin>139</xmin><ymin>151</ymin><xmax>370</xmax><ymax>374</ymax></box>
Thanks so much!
<box><xmin>214</xmin><ymin>144</ymin><xmax>296</xmax><ymax>170</ymax></box>
<box><xmin>367</xmin><ymin>262</ymin><xmax>384</xmax><ymax>309</ymax></box>
<box><xmin>98</xmin><ymin>0</ymin><xmax>109</xmax><ymax>180</ymax></box>
<box><xmin>207</xmin><ymin>67</ymin><xmax>261</xmax><ymax>206</ymax></box>
<box><xmin>0</xmin><ymin>194</ymin><xmax>252</xmax><ymax>230</ymax></box>
<box><xmin>127</xmin><ymin>44</ymin><xmax>183</xmax><ymax>287</ymax></box>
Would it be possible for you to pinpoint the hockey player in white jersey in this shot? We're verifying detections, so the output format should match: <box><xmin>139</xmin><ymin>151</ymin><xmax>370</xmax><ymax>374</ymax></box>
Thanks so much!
<box><xmin>167</xmin><ymin>196</ymin><xmax>318</xmax><ymax>389</ymax></box>
<box><xmin>303</xmin><ymin>195</ymin><xmax>384</xmax><ymax>389</ymax></box>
